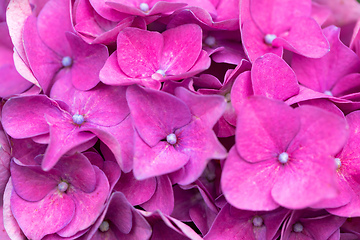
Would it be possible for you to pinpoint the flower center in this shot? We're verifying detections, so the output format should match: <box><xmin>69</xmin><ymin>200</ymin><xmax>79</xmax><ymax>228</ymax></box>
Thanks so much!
<box><xmin>324</xmin><ymin>90</ymin><xmax>333</xmax><ymax>96</ymax></box>
<box><xmin>99</xmin><ymin>220</ymin><xmax>110</xmax><ymax>232</ymax></box>
<box><xmin>58</xmin><ymin>181</ymin><xmax>69</xmax><ymax>192</ymax></box>
<box><xmin>204</xmin><ymin>36</ymin><xmax>216</xmax><ymax>47</ymax></box>
<box><xmin>278</xmin><ymin>152</ymin><xmax>289</xmax><ymax>164</ymax></box>
<box><xmin>264</xmin><ymin>34</ymin><xmax>277</xmax><ymax>45</ymax></box>
<box><xmin>335</xmin><ymin>158</ymin><xmax>341</xmax><ymax>169</ymax></box>
<box><xmin>293</xmin><ymin>222</ymin><xmax>303</xmax><ymax>233</ymax></box>
<box><xmin>252</xmin><ymin>216</ymin><xmax>263</xmax><ymax>227</ymax></box>
<box><xmin>139</xmin><ymin>3</ymin><xmax>149</xmax><ymax>12</ymax></box>
<box><xmin>72</xmin><ymin>114</ymin><xmax>85</xmax><ymax>125</ymax></box>
<box><xmin>151</xmin><ymin>69</ymin><xmax>166</xmax><ymax>80</ymax></box>
<box><xmin>166</xmin><ymin>133</ymin><xmax>177</xmax><ymax>145</ymax></box>
<box><xmin>62</xmin><ymin>56</ymin><xmax>73</xmax><ymax>68</ymax></box>
<box><xmin>225</xmin><ymin>93</ymin><xmax>231</xmax><ymax>102</ymax></box>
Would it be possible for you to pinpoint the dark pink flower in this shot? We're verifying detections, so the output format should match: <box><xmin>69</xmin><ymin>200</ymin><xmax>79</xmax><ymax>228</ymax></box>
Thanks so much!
<box><xmin>2</xmin><ymin>82</ymin><xmax>129</xmax><ymax>171</ymax></box>
<box><xmin>18</xmin><ymin>0</ymin><xmax>108</xmax><ymax>93</ymax></box>
<box><xmin>292</xmin><ymin>26</ymin><xmax>360</xmax><ymax>98</ymax></box>
<box><xmin>7</xmin><ymin>153</ymin><xmax>110</xmax><ymax>239</ymax></box>
<box><xmin>204</xmin><ymin>204</ymin><xmax>289</xmax><ymax>240</ymax></box>
<box><xmin>222</xmin><ymin>96</ymin><xmax>348</xmax><ymax>210</ymax></box>
<box><xmin>100</xmin><ymin>24</ymin><xmax>211</xmax><ymax>89</ymax></box>
<box><xmin>281</xmin><ymin>209</ymin><xmax>346</xmax><ymax>239</ymax></box>
<box><xmin>313</xmin><ymin>110</ymin><xmax>360</xmax><ymax>217</ymax></box>
<box><xmin>81</xmin><ymin>192</ymin><xmax>152</xmax><ymax>240</ymax></box>
<box><xmin>74</xmin><ymin>0</ymin><xmax>147</xmax><ymax>45</ymax></box>
<box><xmin>126</xmin><ymin>85</ymin><xmax>227</xmax><ymax>184</ymax></box>
<box><xmin>240</xmin><ymin>0</ymin><xmax>330</xmax><ymax>61</ymax></box>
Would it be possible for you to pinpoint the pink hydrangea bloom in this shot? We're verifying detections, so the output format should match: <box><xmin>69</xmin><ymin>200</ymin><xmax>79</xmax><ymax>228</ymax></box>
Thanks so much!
<box><xmin>222</xmin><ymin>96</ymin><xmax>348</xmax><ymax>210</ymax></box>
<box><xmin>100</xmin><ymin>24</ymin><xmax>211</xmax><ymax>89</ymax></box>
<box><xmin>6</xmin><ymin>153</ymin><xmax>109</xmax><ymax>239</ymax></box>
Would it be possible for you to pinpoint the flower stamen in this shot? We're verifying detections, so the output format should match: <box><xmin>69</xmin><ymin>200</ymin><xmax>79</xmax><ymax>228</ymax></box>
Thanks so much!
<box><xmin>166</xmin><ymin>133</ymin><xmax>177</xmax><ymax>145</ymax></box>
<box><xmin>62</xmin><ymin>56</ymin><xmax>73</xmax><ymax>68</ymax></box>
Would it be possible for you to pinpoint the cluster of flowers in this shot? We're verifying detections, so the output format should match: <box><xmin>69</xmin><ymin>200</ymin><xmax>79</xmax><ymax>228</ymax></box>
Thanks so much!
<box><xmin>1</xmin><ymin>0</ymin><xmax>360</xmax><ymax>239</ymax></box>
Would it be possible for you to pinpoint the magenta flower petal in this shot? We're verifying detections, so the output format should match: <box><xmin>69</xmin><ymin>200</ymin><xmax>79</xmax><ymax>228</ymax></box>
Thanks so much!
<box><xmin>171</xmin><ymin>120</ymin><xmax>227</xmax><ymax>185</ymax></box>
<box><xmin>241</xmin><ymin>18</ymin><xmax>283</xmax><ymax>62</ymax></box>
<box><xmin>11</xmin><ymin>188</ymin><xmax>75</xmax><ymax>240</ymax></box>
<box><xmin>205</xmin><ymin>204</ymin><xmax>289</xmax><ymax>240</ymax></box>
<box><xmin>126</xmin><ymin>84</ymin><xmax>191</xmax><ymax>146</ymax></box>
<box><xmin>56</xmin><ymin>166</ymin><xmax>109</xmax><ymax>237</ymax></box>
<box><xmin>85</xmin><ymin>191</ymin><xmax>152</xmax><ymax>240</ymax></box>
<box><xmin>22</xmin><ymin>15</ymin><xmax>62</xmax><ymax>93</ymax></box>
<box><xmin>175</xmin><ymin>87</ymin><xmax>227</xmax><ymax>128</ymax></box>
<box><xmin>324</xmin><ymin>111</ymin><xmax>360</xmax><ymax>216</ymax></box>
<box><xmin>105</xmin><ymin>192</ymin><xmax>133</xmax><ymax>234</ymax></box>
<box><xmin>273</xmin><ymin>17</ymin><xmax>330</xmax><ymax>58</ymax></box>
<box><xmin>271</xmin><ymin>154</ymin><xmax>338</xmax><ymax>209</ymax></box>
<box><xmin>161</xmin><ymin>24</ymin><xmax>202</xmax><ymax>75</ymax></box>
<box><xmin>332</xmin><ymin>73</ymin><xmax>360</xmax><ymax>97</ymax></box>
<box><xmin>292</xmin><ymin>26</ymin><xmax>360</xmax><ymax>94</ymax></box>
<box><xmin>235</xmin><ymin>96</ymin><xmax>301</xmax><ymax>163</ymax></box>
<box><xmin>289</xmin><ymin>105</ymin><xmax>349</xmax><ymax>157</ymax></box>
<box><xmin>282</xmin><ymin>210</ymin><xmax>346</xmax><ymax>240</ymax></box>
<box><xmin>53</xmin><ymin>153</ymin><xmax>97</xmax><ymax>193</ymax></box>
<box><xmin>163</xmin><ymin>49</ymin><xmax>211</xmax><ymax>81</ymax></box>
<box><xmin>10</xmin><ymin>160</ymin><xmax>59</xmax><ymax>202</ymax></box>
<box><xmin>104</xmin><ymin>116</ymin><xmax>135</xmax><ymax>172</ymax></box>
<box><xmin>65</xmin><ymin>32</ymin><xmax>108</xmax><ymax>90</ymax></box>
<box><xmin>114</xmin><ymin>171</ymin><xmax>156</xmax><ymax>206</ymax></box>
<box><xmin>117</xmin><ymin>27</ymin><xmax>162</xmax><ymax>78</ymax></box>
<box><xmin>100</xmin><ymin>51</ymin><xmax>161</xmax><ymax>88</ymax></box>
<box><xmin>231</xmin><ymin>71</ymin><xmax>254</xmax><ymax>111</ymax></box>
<box><xmin>2</xmin><ymin>95</ymin><xmax>64</xmax><ymax>139</ymax></box>
<box><xmin>101</xmin><ymin>160</ymin><xmax>122</xmax><ymax>192</ymax></box>
<box><xmin>106</xmin><ymin>1</ymin><xmax>186</xmax><ymax>16</ymax></box>
<box><xmin>36</xmin><ymin>0</ymin><xmax>73</xmax><ymax>56</ymax></box>
<box><xmin>141</xmin><ymin>175</ymin><xmax>174</xmax><ymax>215</ymax></box>
<box><xmin>133</xmin><ymin>133</ymin><xmax>189</xmax><ymax>180</ymax></box>
<box><xmin>311</xmin><ymin>173</ymin><xmax>353</xmax><ymax>210</ymax></box>
<box><xmin>41</xmin><ymin>119</ymin><xmax>96</xmax><ymax>171</ymax></box>
<box><xmin>50</xmin><ymin>80</ymin><xmax>129</xmax><ymax>127</ymax></box>
<box><xmin>0</xmin><ymin>205</ymin><xmax>11</xmax><ymax>240</ymax></box>
<box><xmin>0</xmin><ymin>24</ymin><xmax>32</xmax><ymax>98</ymax></box>
<box><xmin>0</xmin><ymin>129</ymin><xmax>11</xmax><ymax>202</ymax></box>
<box><xmin>249</xmin><ymin>0</ymin><xmax>311</xmax><ymax>31</ymax></box>
<box><xmin>242</xmin><ymin>0</ymin><xmax>329</xmax><ymax>60</ymax></box>
<box><xmin>222</xmin><ymin>147</ymin><xmax>280</xmax><ymax>211</ymax></box>
<box><xmin>252</xmin><ymin>53</ymin><xmax>299</xmax><ymax>100</ymax></box>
